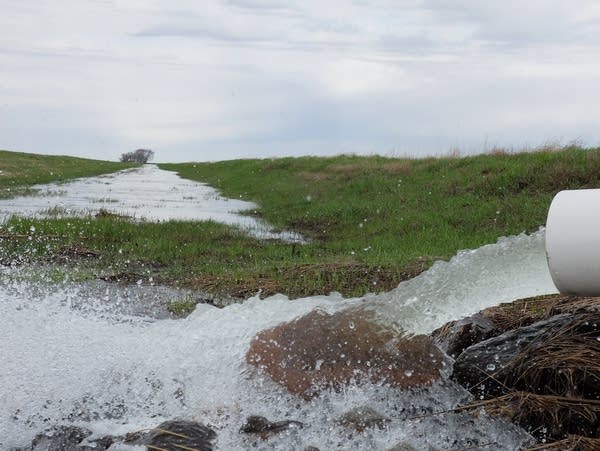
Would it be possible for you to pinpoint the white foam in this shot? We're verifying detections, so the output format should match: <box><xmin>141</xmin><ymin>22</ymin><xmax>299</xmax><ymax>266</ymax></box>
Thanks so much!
<box><xmin>369</xmin><ymin>228</ymin><xmax>558</xmax><ymax>334</ymax></box>
<box><xmin>0</xmin><ymin>230</ymin><xmax>556</xmax><ymax>449</ymax></box>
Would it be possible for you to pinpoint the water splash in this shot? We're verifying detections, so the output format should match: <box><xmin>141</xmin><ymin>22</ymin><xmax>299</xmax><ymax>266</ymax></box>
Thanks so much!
<box><xmin>0</xmin><ymin>230</ymin><xmax>556</xmax><ymax>449</ymax></box>
<box><xmin>369</xmin><ymin>228</ymin><xmax>557</xmax><ymax>334</ymax></box>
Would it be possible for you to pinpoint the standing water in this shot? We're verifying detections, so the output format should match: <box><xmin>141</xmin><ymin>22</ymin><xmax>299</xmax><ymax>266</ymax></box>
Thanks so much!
<box><xmin>0</xmin><ymin>164</ymin><xmax>302</xmax><ymax>241</ymax></box>
<box><xmin>0</xmin><ymin>228</ymin><xmax>556</xmax><ymax>449</ymax></box>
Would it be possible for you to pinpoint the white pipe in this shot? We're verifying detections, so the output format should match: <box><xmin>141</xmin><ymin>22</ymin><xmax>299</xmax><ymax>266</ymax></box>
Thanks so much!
<box><xmin>545</xmin><ymin>189</ymin><xmax>600</xmax><ymax>295</ymax></box>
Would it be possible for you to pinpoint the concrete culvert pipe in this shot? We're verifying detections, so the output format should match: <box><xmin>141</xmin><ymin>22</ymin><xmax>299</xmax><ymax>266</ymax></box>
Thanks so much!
<box><xmin>546</xmin><ymin>189</ymin><xmax>600</xmax><ymax>295</ymax></box>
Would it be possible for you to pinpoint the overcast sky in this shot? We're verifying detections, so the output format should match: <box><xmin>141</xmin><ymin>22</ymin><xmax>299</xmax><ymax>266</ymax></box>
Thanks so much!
<box><xmin>2</xmin><ymin>1</ymin><xmax>600</xmax><ymax>163</ymax></box>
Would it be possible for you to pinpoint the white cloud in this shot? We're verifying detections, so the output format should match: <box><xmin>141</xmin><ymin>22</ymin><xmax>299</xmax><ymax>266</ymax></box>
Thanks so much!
<box><xmin>1</xmin><ymin>0</ymin><xmax>600</xmax><ymax>162</ymax></box>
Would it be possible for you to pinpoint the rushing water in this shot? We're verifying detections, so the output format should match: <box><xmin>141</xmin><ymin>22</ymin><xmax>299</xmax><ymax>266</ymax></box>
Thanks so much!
<box><xmin>0</xmin><ymin>164</ymin><xmax>302</xmax><ymax>241</ymax></box>
<box><xmin>0</xmin><ymin>229</ymin><xmax>557</xmax><ymax>450</ymax></box>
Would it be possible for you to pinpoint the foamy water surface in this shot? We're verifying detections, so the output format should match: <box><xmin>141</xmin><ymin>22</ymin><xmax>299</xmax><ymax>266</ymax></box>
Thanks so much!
<box><xmin>0</xmin><ymin>229</ymin><xmax>557</xmax><ymax>450</ymax></box>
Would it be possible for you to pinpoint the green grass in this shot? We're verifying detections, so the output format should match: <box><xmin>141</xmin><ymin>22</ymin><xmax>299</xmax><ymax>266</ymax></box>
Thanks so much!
<box><xmin>1</xmin><ymin>146</ymin><xmax>600</xmax><ymax>300</ymax></box>
<box><xmin>0</xmin><ymin>149</ymin><xmax>137</xmax><ymax>198</ymax></box>
<box><xmin>167</xmin><ymin>297</ymin><xmax>198</xmax><ymax>317</ymax></box>
<box><xmin>158</xmin><ymin>145</ymin><xmax>600</xmax><ymax>297</ymax></box>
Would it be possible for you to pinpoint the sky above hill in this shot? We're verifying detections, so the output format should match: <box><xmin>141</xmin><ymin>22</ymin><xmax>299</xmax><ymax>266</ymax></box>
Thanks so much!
<box><xmin>2</xmin><ymin>1</ymin><xmax>600</xmax><ymax>162</ymax></box>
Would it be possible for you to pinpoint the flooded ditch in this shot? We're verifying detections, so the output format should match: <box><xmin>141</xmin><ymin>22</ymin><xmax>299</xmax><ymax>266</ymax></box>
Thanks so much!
<box><xmin>0</xmin><ymin>164</ymin><xmax>302</xmax><ymax>242</ymax></box>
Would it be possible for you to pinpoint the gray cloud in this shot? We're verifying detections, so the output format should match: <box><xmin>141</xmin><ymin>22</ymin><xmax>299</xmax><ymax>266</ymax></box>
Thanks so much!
<box><xmin>135</xmin><ymin>23</ymin><xmax>276</xmax><ymax>44</ymax></box>
<box><xmin>422</xmin><ymin>1</ymin><xmax>600</xmax><ymax>48</ymax></box>
<box><xmin>1</xmin><ymin>0</ymin><xmax>600</xmax><ymax>162</ymax></box>
<box><xmin>224</xmin><ymin>0</ymin><xmax>302</xmax><ymax>16</ymax></box>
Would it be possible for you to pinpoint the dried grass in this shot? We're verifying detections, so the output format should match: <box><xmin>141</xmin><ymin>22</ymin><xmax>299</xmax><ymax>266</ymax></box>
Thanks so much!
<box><xmin>458</xmin><ymin>307</ymin><xmax>600</xmax><ymax>445</ymax></box>
<box><xmin>534</xmin><ymin>142</ymin><xmax>566</xmax><ymax>153</ymax></box>
<box><xmin>298</xmin><ymin>161</ymin><xmax>412</xmax><ymax>181</ymax></box>
<box><xmin>463</xmin><ymin>392</ymin><xmax>600</xmax><ymax>439</ymax></box>
<box><xmin>482</xmin><ymin>295</ymin><xmax>600</xmax><ymax>334</ymax></box>
<box><xmin>526</xmin><ymin>435</ymin><xmax>600</xmax><ymax>450</ymax></box>
<box><xmin>487</xmin><ymin>147</ymin><xmax>514</xmax><ymax>156</ymax></box>
<box><xmin>507</xmin><ymin>312</ymin><xmax>600</xmax><ymax>399</ymax></box>
<box><xmin>328</xmin><ymin>163</ymin><xmax>365</xmax><ymax>175</ymax></box>
<box><xmin>452</xmin><ymin>299</ymin><xmax>600</xmax><ymax>447</ymax></box>
<box><xmin>296</xmin><ymin>171</ymin><xmax>333</xmax><ymax>182</ymax></box>
<box><xmin>439</xmin><ymin>148</ymin><xmax>462</xmax><ymax>159</ymax></box>
<box><xmin>381</xmin><ymin>161</ymin><xmax>412</xmax><ymax>175</ymax></box>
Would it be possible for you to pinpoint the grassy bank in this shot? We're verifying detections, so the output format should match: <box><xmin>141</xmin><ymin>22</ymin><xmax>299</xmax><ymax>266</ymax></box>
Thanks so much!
<box><xmin>158</xmin><ymin>145</ymin><xmax>597</xmax><ymax>298</ymax></box>
<box><xmin>1</xmin><ymin>146</ymin><xmax>600</xmax><ymax>300</ymax></box>
<box><xmin>0</xmin><ymin>150</ymin><xmax>137</xmax><ymax>199</ymax></box>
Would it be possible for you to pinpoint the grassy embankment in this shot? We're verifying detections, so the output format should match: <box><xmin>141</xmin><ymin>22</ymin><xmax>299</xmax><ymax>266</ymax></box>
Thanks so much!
<box><xmin>1</xmin><ymin>147</ymin><xmax>600</xmax><ymax>301</ymax></box>
<box><xmin>0</xmin><ymin>150</ymin><xmax>137</xmax><ymax>199</ymax></box>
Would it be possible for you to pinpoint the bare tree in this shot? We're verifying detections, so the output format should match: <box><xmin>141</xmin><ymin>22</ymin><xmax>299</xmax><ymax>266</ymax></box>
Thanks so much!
<box><xmin>120</xmin><ymin>149</ymin><xmax>155</xmax><ymax>163</ymax></box>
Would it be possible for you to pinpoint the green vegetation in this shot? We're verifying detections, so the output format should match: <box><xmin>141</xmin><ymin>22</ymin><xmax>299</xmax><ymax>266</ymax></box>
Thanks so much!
<box><xmin>167</xmin><ymin>297</ymin><xmax>198</xmax><ymax>317</ymax></box>
<box><xmin>1</xmin><ymin>146</ymin><xmax>600</xmax><ymax>300</ymax></box>
<box><xmin>0</xmin><ymin>150</ymin><xmax>137</xmax><ymax>199</ymax></box>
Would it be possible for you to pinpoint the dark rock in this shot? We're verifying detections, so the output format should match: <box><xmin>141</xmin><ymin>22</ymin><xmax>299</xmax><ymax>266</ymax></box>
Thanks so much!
<box><xmin>16</xmin><ymin>421</ymin><xmax>216</xmax><ymax>451</ymax></box>
<box><xmin>452</xmin><ymin>313</ymin><xmax>600</xmax><ymax>398</ymax></box>
<box><xmin>145</xmin><ymin>420</ymin><xmax>217</xmax><ymax>451</ymax></box>
<box><xmin>247</xmin><ymin>307</ymin><xmax>450</xmax><ymax>399</ymax></box>
<box><xmin>240</xmin><ymin>415</ymin><xmax>303</xmax><ymax>437</ymax></box>
<box><xmin>15</xmin><ymin>426</ymin><xmax>118</xmax><ymax>451</ymax></box>
<box><xmin>339</xmin><ymin>406</ymin><xmax>390</xmax><ymax>432</ymax></box>
<box><xmin>89</xmin><ymin>435</ymin><xmax>115</xmax><ymax>449</ymax></box>
<box><xmin>388</xmin><ymin>443</ymin><xmax>420</xmax><ymax>451</ymax></box>
<box><xmin>452</xmin><ymin>314</ymin><xmax>569</xmax><ymax>396</ymax></box>
<box><xmin>432</xmin><ymin>313</ymin><xmax>497</xmax><ymax>358</ymax></box>
<box><xmin>122</xmin><ymin>429</ymin><xmax>152</xmax><ymax>445</ymax></box>
<box><xmin>433</xmin><ymin>294</ymin><xmax>597</xmax><ymax>360</ymax></box>
<box><xmin>25</xmin><ymin>426</ymin><xmax>93</xmax><ymax>451</ymax></box>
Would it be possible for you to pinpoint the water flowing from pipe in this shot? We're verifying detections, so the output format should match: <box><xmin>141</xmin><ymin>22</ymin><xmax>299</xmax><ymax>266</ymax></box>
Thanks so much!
<box><xmin>0</xmin><ymin>230</ymin><xmax>556</xmax><ymax>449</ymax></box>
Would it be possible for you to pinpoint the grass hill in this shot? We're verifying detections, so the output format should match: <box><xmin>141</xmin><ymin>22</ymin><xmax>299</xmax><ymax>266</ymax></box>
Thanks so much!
<box><xmin>1</xmin><ymin>146</ymin><xmax>599</xmax><ymax>299</ymax></box>
<box><xmin>0</xmin><ymin>150</ymin><xmax>136</xmax><ymax>199</ymax></box>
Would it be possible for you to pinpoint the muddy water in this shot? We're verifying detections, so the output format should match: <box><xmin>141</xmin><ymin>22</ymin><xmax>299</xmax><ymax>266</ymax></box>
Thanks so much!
<box><xmin>0</xmin><ymin>164</ymin><xmax>302</xmax><ymax>241</ymax></box>
<box><xmin>0</xmin><ymin>230</ymin><xmax>556</xmax><ymax>450</ymax></box>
